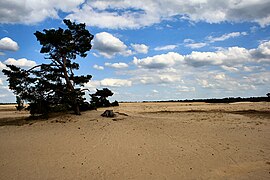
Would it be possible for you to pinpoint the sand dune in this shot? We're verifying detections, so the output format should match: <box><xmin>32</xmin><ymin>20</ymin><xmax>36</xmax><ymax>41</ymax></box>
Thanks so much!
<box><xmin>0</xmin><ymin>102</ymin><xmax>269</xmax><ymax>179</ymax></box>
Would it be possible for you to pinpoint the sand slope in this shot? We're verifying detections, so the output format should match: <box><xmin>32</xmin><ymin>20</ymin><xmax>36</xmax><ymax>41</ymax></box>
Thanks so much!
<box><xmin>0</xmin><ymin>102</ymin><xmax>269</xmax><ymax>179</ymax></box>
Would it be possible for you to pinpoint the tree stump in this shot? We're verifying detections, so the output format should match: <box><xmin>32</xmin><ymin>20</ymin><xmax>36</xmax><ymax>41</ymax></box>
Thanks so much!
<box><xmin>101</xmin><ymin>110</ymin><xmax>116</xmax><ymax>117</ymax></box>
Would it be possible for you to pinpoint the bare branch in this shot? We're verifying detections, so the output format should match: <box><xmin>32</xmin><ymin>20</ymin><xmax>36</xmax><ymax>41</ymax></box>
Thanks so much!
<box><xmin>27</xmin><ymin>64</ymin><xmax>43</xmax><ymax>72</ymax></box>
<box><xmin>80</xmin><ymin>88</ymin><xmax>90</xmax><ymax>92</ymax></box>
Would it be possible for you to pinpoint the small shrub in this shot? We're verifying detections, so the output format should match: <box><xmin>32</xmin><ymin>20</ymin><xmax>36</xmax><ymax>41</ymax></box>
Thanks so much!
<box><xmin>111</xmin><ymin>101</ymin><xmax>119</xmax><ymax>106</ymax></box>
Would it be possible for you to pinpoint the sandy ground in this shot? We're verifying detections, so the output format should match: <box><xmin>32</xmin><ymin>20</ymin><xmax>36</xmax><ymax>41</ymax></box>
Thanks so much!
<box><xmin>0</xmin><ymin>102</ymin><xmax>269</xmax><ymax>179</ymax></box>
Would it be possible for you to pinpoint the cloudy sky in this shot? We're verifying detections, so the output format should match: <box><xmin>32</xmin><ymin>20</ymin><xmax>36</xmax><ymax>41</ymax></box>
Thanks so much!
<box><xmin>0</xmin><ymin>0</ymin><xmax>270</xmax><ymax>102</ymax></box>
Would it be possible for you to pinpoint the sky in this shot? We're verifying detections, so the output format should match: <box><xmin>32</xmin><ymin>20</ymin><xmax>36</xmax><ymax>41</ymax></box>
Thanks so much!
<box><xmin>0</xmin><ymin>0</ymin><xmax>270</xmax><ymax>103</ymax></box>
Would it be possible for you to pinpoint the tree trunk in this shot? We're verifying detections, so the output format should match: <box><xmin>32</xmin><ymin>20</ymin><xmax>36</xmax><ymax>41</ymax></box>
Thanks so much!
<box><xmin>62</xmin><ymin>57</ymin><xmax>81</xmax><ymax>115</ymax></box>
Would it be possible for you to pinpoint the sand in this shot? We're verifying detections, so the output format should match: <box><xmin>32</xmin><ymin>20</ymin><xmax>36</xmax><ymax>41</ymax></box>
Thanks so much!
<box><xmin>0</xmin><ymin>102</ymin><xmax>269</xmax><ymax>179</ymax></box>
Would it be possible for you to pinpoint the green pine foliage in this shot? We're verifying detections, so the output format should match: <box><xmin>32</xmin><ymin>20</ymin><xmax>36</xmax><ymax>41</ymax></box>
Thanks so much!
<box><xmin>90</xmin><ymin>88</ymin><xmax>119</xmax><ymax>108</ymax></box>
<box><xmin>2</xmin><ymin>20</ymin><xmax>94</xmax><ymax>116</ymax></box>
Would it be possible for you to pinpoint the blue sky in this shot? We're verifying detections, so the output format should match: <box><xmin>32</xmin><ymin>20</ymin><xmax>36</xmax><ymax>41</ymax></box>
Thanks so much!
<box><xmin>0</xmin><ymin>0</ymin><xmax>270</xmax><ymax>102</ymax></box>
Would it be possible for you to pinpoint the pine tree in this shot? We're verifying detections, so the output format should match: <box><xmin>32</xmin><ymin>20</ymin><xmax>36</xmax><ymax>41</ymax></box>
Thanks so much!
<box><xmin>90</xmin><ymin>88</ymin><xmax>115</xmax><ymax>108</ymax></box>
<box><xmin>2</xmin><ymin>20</ymin><xmax>94</xmax><ymax>115</ymax></box>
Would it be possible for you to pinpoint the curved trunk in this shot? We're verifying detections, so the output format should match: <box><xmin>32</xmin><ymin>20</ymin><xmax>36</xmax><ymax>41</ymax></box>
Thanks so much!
<box><xmin>62</xmin><ymin>57</ymin><xmax>81</xmax><ymax>115</ymax></box>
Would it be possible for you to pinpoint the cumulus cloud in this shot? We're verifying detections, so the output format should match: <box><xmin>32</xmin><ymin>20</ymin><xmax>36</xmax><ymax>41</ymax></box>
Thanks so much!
<box><xmin>1</xmin><ymin>1</ymin><xmax>269</xmax><ymax>28</ymax></box>
<box><xmin>225</xmin><ymin>1</ymin><xmax>270</xmax><ymax>27</ymax></box>
<box><xmin>66</xmin><ymin>0</ymin><xmax>270</xmax><ymax>29</ymax></box>
<box><xmin>93</xmin><ymin>64</ymin><xmax>104</xmax><ymax>70</ymax></box>
<box><xmin>100</xmin><ymin>78</ymin><xmax>132</xmax><ymax>87</ymax></box>
<box><xmin>85</xmin><ymin>78</ymin><xmax>132</xmax><ymax>91</ymax></box>
<box><xmin>131</xmin><ymin>44</ymin><xmax>149</xmax><ymax>54</ymax></box>
<box><xmin>185</xmin><ymin>47</ymin><xmax>251</xmax><ymax>67</ymax></box>
<box><xmin>4</xmin><ymin>58</ymin><xmax>37</xmax><ymax>68</ymax></box>
<box><xmin>185</xmin><ymin>40</ymin><xmax>270</xmax><ymax>68</ymax></box>
<box><xmin>93</xmin><ymin>32</ymin><xmax>132</xmax><ymax>58</ymax></box>
<box><xmin>243</xmin><ymin>72</ymin><xmax>270</xmax><ymax>86</ymax></box>
<box><xmin>132</xmin><ymin>40</ymin><xmax>270</xmax><ymax>72</ymax></box>
<box><xmin>66</xmin><ymin>5</ymin><xmax>144</xmax><ymax>29</ymax></box>
<box><xmin>0</xmin><ymin>37</ymin><xmax>19</xmax><ymax>51</ymax></box>
<box><xmin>154</xmin><ymin>45</ymin><xmax>178</xmax><ymax>51</ymax></box>
<box><xmin>128</xmin><ymin>39</ymin><xmax>270</xmax><ymax>95</ymax></box>
<box><xmin>137</xmin><ymin>74</ymin><xmax>181</xmax><ymax>85</ymax></box>
<box><xmin>0</xmin><ymin>0</ymin><xmax>84</xmax><ymax>24</ymax></box>
<box><xmin>105</xmin><ymin>62</ymin><xmax>129</xmax><ymax>69</ymax></box>
<box><xmin>133</xmin><ymin>52</ymin><xmax>184</xmax><ymax>69</ymax></box>
<box><xmin>197</xmin><ymin>73</ymin><xmax>257</xmax><ymax>91</ymax></box>
<box><xmin>250</xmin><ymin>40</ymin><xmax>270</xmax><ymax>63</ymax></box>
<box><xmin>114</xmin><ymin>39</ymin><xmax>269</xmax><ymax>99</ymax></box>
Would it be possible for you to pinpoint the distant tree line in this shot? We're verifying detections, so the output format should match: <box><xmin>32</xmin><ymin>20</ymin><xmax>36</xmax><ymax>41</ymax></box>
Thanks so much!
<box><xmin>142</xmin><ymin>94</ymin><xmax>270</xmax><ymax>103</ymax></box>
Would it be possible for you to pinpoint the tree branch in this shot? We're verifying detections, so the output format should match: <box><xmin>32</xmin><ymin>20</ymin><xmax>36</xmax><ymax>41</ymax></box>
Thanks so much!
<box><xmin>27</xmin><ymin>64</ymin><xmax>43</xmax><ymax>72</ymax></box>
<box><xmin>80</xmin><ymin>88</ymin><xmax>90</xmax><ymax>92</ymax></box>
<box><xmin>27</xmin><ymin>64</ymin><xmax>61</xmax><ymax>72</ymax></box>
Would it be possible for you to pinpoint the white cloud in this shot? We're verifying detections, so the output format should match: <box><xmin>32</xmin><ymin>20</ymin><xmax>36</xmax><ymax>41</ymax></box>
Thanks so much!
<box><xmin>103</xmin><ymin>39</ymin><xmax>269</xmax><ymax>99</ymax></box>
<box><xmin>132</xmin><ymin>40</ymin><xmax>270</xmax><ymax>73</ymax></box>
<box><xmin>250</xmin><ymin>40</ymin><xmax>270</xmax><ymax>63</ymax></box>
<box><xmin>184</xmin><ymin>32</ymin><xmax>247</xmax><ymax>50</ymax></box>
<box><xmin>197</xmin><ymin>72</ymin><xmax>258</xmax><ymax>92</ymax></box>
<box><xmin>4</xmin><ymin>58</ymin><xmax>37</xmax><ymax>68</ymax></box>
<box><xmin>105</xmin><ymin>62</ymin><xmax>129</xmax><ymax>69</ymax></box>
<box><xmin>93</xmin><ymin>64</ymin><xmax>104</xmax><ymax>70</ymax></box>
<box><xmin>66</xmin><ymin>4</ymin><xmax>145</xmax><ymax>29</ymax></box>
<box><xmin>0</xmin><ymin>85</ymin><xmax>14</xmax><ymax>103</ymax></box>
<box><xmin>135</xmin><ymin>73</ymin><xmax>181</xmax><ymax>85</ymax></box>
<box><xmin>183</xmin><ymin>39</ymin><xmax>208</xmax><ymax>49</ymax></box>
<box><xmin>185</xmin><ymin>42</ymin><xmax>208</xmax><ymax>49</ymax></box>
<box><xmin>198</xmin><ymin>79</ymin><xmax>215</xmax><ymax>89</ymax></box>
<box><xmin>154</xmin><ymin>45</ymin><xmax>178</xmax><ymax>51</ymax></box>
<box><xmin>177</xmin><ymin>86</ymin><xmax>195</xmax><ymax>92</ymax></box>
<box><xmin>133</xmin><ymin>52</ymin><xmax>184</xmax><ymax>69</ymax></box>
<box><xmin>84</xmin><ymin>80</ymin><xmax>101</xmax><ymax>92</ymax></box>
<box><xmin>243</xmin><ymin>72</ymin><xmax>270</xmax><ymax>86</ymax></box>
<box><xmin>0</xmin><ymin>0</ymin><xmax>84</xmax><ymax>24</ymax></box>
<box><xmin>214</xmin><ymin>73</ymin><xmax>226</xmax><ymax>80</ymax></box>
<box><xmin>152</xmin><ymin>89</ymin><xmax>158</xmax><ymax>93</ymax></box>
<box><xmin>185</xmin><ymin>40</ymin><xmax>270</xmax><ymax>68</ymax></box>
<box><xmin>185</xmin><ymin>51</ymin><xmax>223</xmax><ymax>67</ymax></box>
<box><xmin>0</xmin><ymin>37</ymin><xmax>19</xmax><ymax>51</ymax></box>
<box><xmin>100</xmin><ymin>78</ymin><xmax>132</xmax><ymax>87</ymax></box>
<box><xmin>85</xmin><ymin>78</ymin><xmax>132</xmax><ymax>91</ymax></box>
<box><xmin>92</xmin><ymin>53</ymin><xmax>100</xmax><ymax>57</ymax></box>
<box><xmin>0</xmin><ymin>61</ymin><xmax>6</xmax><ymax>70</ymax></box>
<box><xmin>221</xmin><ymin>65</ymin><xmax>239</xmax><ymax>72</ymax></box>
<box><xmin>1</xmin><ymin>0</ymin><xmax>269</xmax><ymax>28</ymax></box>
<box><xmin>131</xmin><ymin>44</ymin><xmax>149</xmax><ymax>54</ymax></box>
<box><xmin>183</xmin><ymin>39</ymin><xmax>193</xmax><ymax>43</ymax></box>
<box><xmin>93</xmin><ymin>32</ymin><xmax>132</xmax><ymax>58</ymax></box>
<box><xmin>207</xmin><ymin>32</ymin><xmax>248</xmax><ymax>43</ymax></box>
<box><xmin>185</xmin><ymin>47</ymin><xmax>251</xmax><ymax>67</ymax></box>
<box><xmin>66</xmin><ymin>0</ymin><xmax>270</xmax><ymax>29</ymax></box>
